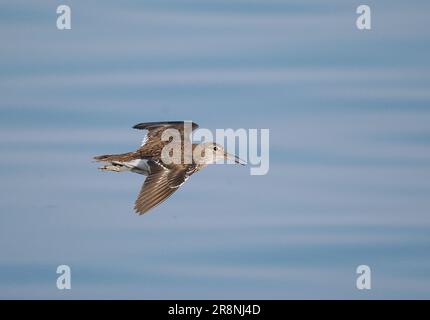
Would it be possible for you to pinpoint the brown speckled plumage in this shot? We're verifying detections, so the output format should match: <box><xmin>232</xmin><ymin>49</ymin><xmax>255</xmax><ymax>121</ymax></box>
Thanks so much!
<box><xmin>94</xmin><ymin>121</ymin><xmax>243</xmax><ymax>215</ymax></box>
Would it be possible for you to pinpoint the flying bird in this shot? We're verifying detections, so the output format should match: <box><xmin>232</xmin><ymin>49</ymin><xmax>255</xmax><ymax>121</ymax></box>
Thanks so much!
<box><xmin>94</xmin><ymin>121</ymin><xmax>245</xmax><ymax>215</ymax></box>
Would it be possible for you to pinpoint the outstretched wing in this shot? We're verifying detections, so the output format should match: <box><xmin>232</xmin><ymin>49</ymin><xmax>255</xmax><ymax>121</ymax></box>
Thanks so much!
<box><xmin>134</xmin><ymin>161</ymin><xmax>189</xmax><ymax>215</ymax></box>
<box><xmin>133</xmin><ymin>121</ymin><xmax>199</xmax><ymax>158</ymax></box>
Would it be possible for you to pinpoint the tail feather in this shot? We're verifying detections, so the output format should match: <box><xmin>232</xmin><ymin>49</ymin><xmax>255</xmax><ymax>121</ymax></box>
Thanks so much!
<box><xmin>93</xmin><ymin>152</ymin><xmax>137</xmax><ymax>162</ymax></box>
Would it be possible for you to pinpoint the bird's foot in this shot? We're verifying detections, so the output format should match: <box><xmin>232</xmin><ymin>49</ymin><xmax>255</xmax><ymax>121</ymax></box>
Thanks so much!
<box><xmin>98</xmin><ymin>164</ymin><xmax>122</xmax><ymax>172</ymax></box>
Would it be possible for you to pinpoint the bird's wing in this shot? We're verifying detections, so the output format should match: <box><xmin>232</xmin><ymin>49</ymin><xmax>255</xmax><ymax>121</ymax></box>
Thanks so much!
<box><xmin>134</xmin><ymin>161</ymin><xmax>189</xmax><ymax>215</ymax></box>
<box><xmin>133</xmin><ymin>121</ymin><xmax>199</xmax><ymax>152</ymax></box>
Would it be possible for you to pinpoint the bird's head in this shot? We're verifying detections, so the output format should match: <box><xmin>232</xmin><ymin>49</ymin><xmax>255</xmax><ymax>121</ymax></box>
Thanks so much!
<box><xmin>194</xmin><ymin>142</ymin><xmax>246</xmax><ymax>166</ymax></box>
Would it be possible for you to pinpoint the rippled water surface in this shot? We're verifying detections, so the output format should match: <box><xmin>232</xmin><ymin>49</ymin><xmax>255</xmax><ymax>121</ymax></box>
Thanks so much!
<box><xmin>1</xmin><ymin>0</ymin><xmax>430</xmax><ymax>299</ymax></box>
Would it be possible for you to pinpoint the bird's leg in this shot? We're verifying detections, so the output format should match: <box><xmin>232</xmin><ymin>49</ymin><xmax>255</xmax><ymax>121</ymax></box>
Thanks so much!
<box><xmin>98</xmin><ymin>162</ymin><xmax>127</xmax><ymax>172</ymax></box>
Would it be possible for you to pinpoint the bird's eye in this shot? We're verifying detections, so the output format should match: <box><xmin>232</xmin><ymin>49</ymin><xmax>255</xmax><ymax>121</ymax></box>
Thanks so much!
<box><xmin>213</xmin><ymin>146</ymin><xmax>218</xmax><ymax>151</ymax></box>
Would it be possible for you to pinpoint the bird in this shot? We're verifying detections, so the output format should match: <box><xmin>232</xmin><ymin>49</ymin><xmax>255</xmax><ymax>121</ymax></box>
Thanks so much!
<box><xmin>93</xmin><ymin>121</ymin><xmax>245</xmax><ymax>215</ymax></box>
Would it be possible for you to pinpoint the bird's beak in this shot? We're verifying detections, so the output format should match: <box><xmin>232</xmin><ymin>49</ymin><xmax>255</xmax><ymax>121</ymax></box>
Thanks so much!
<box><xmin>225</xmin><ymin>152</ymin><xmax>246</xmax><ymax>166</ymax></box>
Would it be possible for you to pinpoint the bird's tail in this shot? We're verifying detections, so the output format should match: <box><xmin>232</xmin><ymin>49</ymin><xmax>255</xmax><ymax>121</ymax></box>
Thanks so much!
<box><xmin>93</xmin><ymin>152</ymin><xmax>137</xmax><ymax>163</ymax></box>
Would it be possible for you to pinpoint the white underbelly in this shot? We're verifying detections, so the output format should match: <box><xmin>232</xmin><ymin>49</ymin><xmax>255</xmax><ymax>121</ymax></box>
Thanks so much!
<box><xmin>112</xmin><ymin>159</ymin><xmax>150</xmax><ymax>175</ymax></box>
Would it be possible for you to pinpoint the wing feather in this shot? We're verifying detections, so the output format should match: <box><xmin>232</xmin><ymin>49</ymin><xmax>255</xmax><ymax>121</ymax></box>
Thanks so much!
<box><xmin>133</xmin><ymin>121</ymin><xmax>199</xmax><ymax>158</ymax></box>
<box><xmin>134</xmin><ymin>161</ymin><xmax>189</xmax><ymax>215</ymax></box>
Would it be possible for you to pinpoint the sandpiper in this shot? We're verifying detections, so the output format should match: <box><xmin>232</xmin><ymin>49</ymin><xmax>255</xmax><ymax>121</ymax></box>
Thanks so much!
<box><xmin>94</xmin><ymin>121</ymin><xmax>245</xmax><ymax>215</ymax></box>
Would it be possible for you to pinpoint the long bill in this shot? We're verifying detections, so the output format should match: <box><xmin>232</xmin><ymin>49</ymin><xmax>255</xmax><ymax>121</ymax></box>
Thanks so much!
<box><xmin>225</xmin><ymin>152</ymin><xmax>247</xmax><ymax>166</ymax></box>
